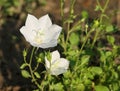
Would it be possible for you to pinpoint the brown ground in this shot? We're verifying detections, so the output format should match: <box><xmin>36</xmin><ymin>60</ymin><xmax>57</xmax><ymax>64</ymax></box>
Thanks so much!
<box><xmin>0</xmin><ymin>0</ymin><xmax>119</xmax><ymax>91</ymax></box>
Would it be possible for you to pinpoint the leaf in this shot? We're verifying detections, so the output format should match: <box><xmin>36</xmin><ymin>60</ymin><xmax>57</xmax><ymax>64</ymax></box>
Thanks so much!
<box><xmin>94</xmin><ymin>5</ymin><xmax>101</xmax><ymax>11</ymax></box>
<box><xmin>85</xmin><ymin>72</ymin><xmax>94</xmax><ymax>80</ymax></box>
<box><xmin>50</xmin><ymin>83</ymin><xmax>64</xmax><ymax>91</ymax></box>
<box><xmin>117</xmin><ymin>65</ymin><xmax>120</xmax><ymax>71</ymax></box>
<box><xmin>80</xmin><ymin>55</ymin><xmax>90</xmax><ymax>66</ymax></box>
<box><xmin>89</xmin><ymin>67</ymin><xmax>102</xmax><ymax>75</ymax></box>
<box><xmin>45</xmin><ymin>51</ymin><xmax>52</xmax><ymax>61</ymax></box>
<box><xmin>21</xmin><ymin>70</ymin><xmax>31</xmax><ymax>78</ymax></box>
<box><xmin>106</xmin><ymin>25</ymin><xmax>114</xmax><ymax>33</ymax></box>
<box><xmin>34</xmin><ymin>72</ymin><xmax>40</xmax><ymax>78</ymax></box>
<box><xmin>69</xmin><ymin>33</ymin><xmax>79</xmax><ymax>45</ymax></box>
<box><xmin>20</xmin><ymin>63</ymin><xmax>28</xmax><ymax>69</ymax></box>
<box><xmin>84</xmin><ymin>79</ymin><xmax>92</xmax><ymax>85</ymax></box>
<box><xmin>81</xmin><ymin>11</ymin><xmax>89</xmax><ymax>19</ymax></box>
<box><xmin>111</xmin><ymin>82</ymin><xmax>120</xmax><ymax>91</ymax></box>
<box><xmin>95</xmin><ymin>85</ymin><xmax>109</xmax><ymax>91</ymax></box>
<box><xmin>13</xmin><ymin>0</ymin><xmax>19</xmax><ymax>6</ymax></box>
<box><xmin>66</xmin><ymin>50</ymin><xmax>77</xmax><ymax>56</ymax></box>
<box><xmin>107</xmin><ymin>35</ymin><xmax>115</xmax><ymax>45</ymax></box>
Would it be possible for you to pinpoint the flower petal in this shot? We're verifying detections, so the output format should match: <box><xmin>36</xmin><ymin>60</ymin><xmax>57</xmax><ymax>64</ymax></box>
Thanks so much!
<box><xmin>51</xmin><ymin>50</ymin><xmax>60</xmax><ymax>63</ymax></box>
<box><xmin>50</xmin><ymin>58</ymin><xmax>69</xmax><ymax>75</ymax></box>
<box><xmin>45</xmin><ymin>58</ymin><xmax>50</xmax><ymax>69</ymax></box>
<box><xmin>38</xmin><ymin>40</ymin><xmax>57</xmax><ymax>48</ymax></box>
<box><xmin>38</xmin><ymin>14</ymin><xmax>52</xmax><ymax>30</ymax></box>
<box><xmin>25</xmin><ymin>14</ymin><xmax>39</xmax><ymax>30</ymax></box>
<box><xmin>43</xmin><ymin>24</ymin><xmax>62</xmax><ymax>42</ymax></box>
<box><xmin>20</xmin><ymin>26</ymin><xmax>35</xmax><ymax>42</ymax></box>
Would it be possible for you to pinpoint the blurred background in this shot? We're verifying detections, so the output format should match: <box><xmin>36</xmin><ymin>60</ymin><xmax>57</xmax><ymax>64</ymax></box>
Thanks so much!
<box><xmin>0</xmin><ymin>0</ymin><xmax>119</xmax><ymax>91</ymax></box>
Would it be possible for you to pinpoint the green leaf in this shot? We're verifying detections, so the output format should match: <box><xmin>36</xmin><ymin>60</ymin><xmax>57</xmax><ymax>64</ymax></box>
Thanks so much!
<box><xmin>69</xmin><ymin>33</ymin><xmax>79</xmax><ymax>45</ymax></box>
<box><xmin>63</xmin><ymin>70</ymin><xmax>71</xmax><ymax>78</ymax></box>
<box><xmin>50</xmin><ymin>83</ymin><xmax>64</xmax><ymax>91</ymax></box>
<box><xmin>107</xmin><ymin>35</ymin><xmax>115</xmax><ymax>45</ymax></box>
<box><xmin>94</xmin><ymin>5</ymin><xmax>101</xmax><ymax>11</ymax></box>
<box><xmin>13</xmin><ymin>0</ymin><xmax>19</xmax><ymax>6</ymax></box>
<box><xmin>20</xmin><ymin>63</ymin><xmax>28</xmax><ymax>69</ymax></box>
<box><xmin>117</xmin><ymin>65</ymin><xmax>120</xmax><ymax>71</ymax></box>
<box><xmin>81</xmin><ymin>11</ymin><xmax>89</xmax><ymax>19</ymax></box>
<box><xmin>66</xmin><ymin>50</ymin><xmax>78</xmax><ymax>56</ymax></box>
<box><xmin>111</xmin><ymin>82</ymin><xmax>120</xmax><ymax>91</ymax></box>
<box><xmin>89</xmin><ymin>67</ymin><xmax>102</xmax><ymax>75</ymax></box>
<box><xmin>95</xmin><ymin>85</ymin><xmax>109</xmax><ymax>91</ymax></box>
<box><xmin>21</xmin><ymin>70</ymin><xmax>31</xmax><ymax>78</ymax></box>
<box><xmin>93</xmin><ymin>20</ymin><xmax>99</xmax><ymax>28</ymax></box>
<box><xmin>34</xmin><ymin>72</ymin><xmax>40</xmax><ymax>78</ymax></box>
<box><xmin>106</xmin><ymin>25</ymin><xmax>114</xmax><ymax>33</ymax></box>
<box><xmin>105</xmin><ymin>51</ymin><xmax>112</xmax><ymax>57</ymax></box>
<box><xmin>85</xmin><ymin>72</ymin><xmax>94</xmax><ymax>80</ymax></box>
<box><xmin>45</xmin><ymin>51</ymin><xmax>52</xmax><ymax>61</ymax></box>
<box><xmin>80</xmin><ymin>55</ymin><xmax>90</xmax><ymax>66</ymax></box>
<box><xmin>84</xmin><ymin>79</ymin><xmax>92</xmax><ymax>85</ymax></box>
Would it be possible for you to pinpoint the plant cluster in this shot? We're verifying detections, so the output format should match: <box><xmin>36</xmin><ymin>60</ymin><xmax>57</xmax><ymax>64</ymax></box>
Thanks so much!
<box><xmin>20</xmin><ymin>0</ymin><xmax>120</xmax><ymax>91</ymax></box>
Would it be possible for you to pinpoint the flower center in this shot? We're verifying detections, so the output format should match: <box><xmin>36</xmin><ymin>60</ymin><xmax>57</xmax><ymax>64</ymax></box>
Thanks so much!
<box><xmin>51</xmin><ymin>59</ymin><xmax>60</xmax><ymax>69</ymax></box>
<box><xmin>33</xmin><ymin>29</ymin><xmax>44</xmax><ymax>44</ymax></box>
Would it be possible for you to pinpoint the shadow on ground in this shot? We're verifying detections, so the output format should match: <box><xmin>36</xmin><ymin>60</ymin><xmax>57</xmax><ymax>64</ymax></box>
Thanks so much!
<box><xmin>0</xmin><ymin>15</ymin><xmax>34</xmax><ymax>91</ymax></box>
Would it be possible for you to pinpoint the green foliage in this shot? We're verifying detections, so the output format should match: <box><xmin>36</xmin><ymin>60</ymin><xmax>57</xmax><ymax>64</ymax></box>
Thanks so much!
<box><xmin>0</xmin><ymin>0</ymin><xmax>46</xmax><ymax>25</ymax></box>
<box><xmin>95</xmin><ymin>85</ymin><xmax>109</xmax><ymax>91</ymax></box>
<box><xmin>34</xmin><ymin>72</ymin><xmax>41</xmax><ymax>79</ymax></box>
<box><xmin>106</xmin><ymin>25</ymin><xmax>114</xmax><ymax>33</ymax></box>
<box><xmin>20</xmin><ymin>63</ymin><xmax>28</xmax><ymax>69</ymax></box>
<box><xmin>50</xmin><ymin>83</ymin><xmax>64</xmax><ymax>91</ymax></box>
<box><xmin>21</xmin><ymin>70</ymin><xmax>31</xmax><ymax>78</ymax></box>
<box><xmin>107</xmin><ymin>35</ymin><xmax>115</xmax><ymax>45</ymax></box>
<box><xmin>81</xmin><ymin>11</ymin><xmax>89</xmax><ymax>19</ymax></box>
<box><xmin>69</xmin><ymin>32</ymin><xmax>79</xmax><ymax>45</ymax></box>
<box><xmin>20</xmin><ymin>0</ymin><xmax>120</xmax><ymax>91</ymax></box>
<box><xmin>88</xmin><ymin>67</ymin><xmax>103</xmax><ymax>75</ymax></box>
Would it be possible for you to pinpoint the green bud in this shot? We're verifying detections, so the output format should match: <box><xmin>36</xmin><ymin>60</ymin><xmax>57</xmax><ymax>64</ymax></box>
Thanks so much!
<box><xmin>23</xmin><ymin>49</ymin><xmax>27</xmax><ymax>57</ymax></box>
<box><xmin>46</xmin><ymin>52</ymin><xmax>52</xmax><ymax>61</ymax></box>
<box><xmin>94</xmin><ymin>20</ymin><xmax>99</xmax><ymax>27</ymax></box>
<box><xmin>37</xmin><ymin>57</ymin><xmax>42</xmax><ymax>63</ymax></box>
<box><xmin>21</xmin><ymin>70</ymin><xmax>31</xmax><ymax>78</ymax></box>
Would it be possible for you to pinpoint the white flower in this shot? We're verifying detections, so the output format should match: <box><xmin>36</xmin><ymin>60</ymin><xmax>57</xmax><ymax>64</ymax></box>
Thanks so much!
<box><xmin>20</xmin><ymin>14</ymin><xmax>62</xmax><ymax>48</ymax></box>
<box><xmin>45</xmin><ymin>50</ymin><xmax>69</xmax><ymax>76</ymax></box>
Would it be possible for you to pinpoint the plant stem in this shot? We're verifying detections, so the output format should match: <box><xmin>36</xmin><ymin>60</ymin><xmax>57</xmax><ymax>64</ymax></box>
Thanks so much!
<box><xmin>33</xmin><ymin>63</ymin><xmax>39</xmax><ymax>72</ymax></box>
<box><xmin>65</xmin><ymin>22</ymin><xmax>70</xmax><ymax>45</ymax></box>
<box><xmin>28</xmin><ymin>47</ymin><xmax>41</xmax><ymax>90</ymax></box>
<box><xmin>79</xmin><ymin>29</ymin><xmax>93</xmax><ymax>55</ymax></box>
<box><xmin>28</xmin><ymin>64</ymin><xmax>40</xmax><ymax>89</ymax></box>
<box><xmin>70</xmin><ymin>0</ymin><xmax>76</xmax><ymax>14</ymax></box>
<box><xmin>91</xmin><ymin>0</ymin><xmax>110</xmax><ymax>48</ymax></box>
<box><xmin>72</xmin><ymin>28</ymin><xmax>93</xmax><ymax>77</ymax></box>
<box><xmin>68</xmin><ymin>20</ymin><xmax>82</xmax><ymax>34</ymax></box>
<box><xmin>29</xmin><ymin>47</ymin><xmax>35</xmax><ymax>65</ymax></box>
<box><xmin>64</xmin><ymin>0</ymin><xmax>76</xmax><ymax>51</ymax></box>
<box><xmin>60</xmin><ymin>0</ymin><xmax>64</xmax><ymax>26</ymax></box>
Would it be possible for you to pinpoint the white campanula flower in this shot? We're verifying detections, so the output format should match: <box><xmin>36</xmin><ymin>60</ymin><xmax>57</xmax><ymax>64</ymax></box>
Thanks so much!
<box><xmin>45</xmin><ymin>50</ymin><xmax>69</xmax><ymax>76</ymax></box>
<box><xmin>20</xmin><ymin>14</ymin><xmax>62</xmax><ymax>48</ymax></box>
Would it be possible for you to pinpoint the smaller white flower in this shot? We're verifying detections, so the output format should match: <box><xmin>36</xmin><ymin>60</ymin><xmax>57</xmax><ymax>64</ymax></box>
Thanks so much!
<box><xmin>20</xmin><ymin>14</ymin><xmax>62</xmax><ymax>48</ymax></box>
<box><xmin>45</xmin><ymin>50</ymin><xmax>69</xmax><ymax>76</ymax></box>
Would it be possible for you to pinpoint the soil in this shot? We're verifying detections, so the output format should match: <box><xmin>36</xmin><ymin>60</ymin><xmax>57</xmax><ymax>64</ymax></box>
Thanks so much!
<box><xmin>0</xmin><ymin>0</ymin><xmax>119</xmax><ymax>91</ymax></box>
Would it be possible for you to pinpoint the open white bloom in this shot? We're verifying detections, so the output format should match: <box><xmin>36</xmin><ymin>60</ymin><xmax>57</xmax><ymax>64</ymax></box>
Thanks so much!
<box><xmin>45</xmin><ymin>50</ymin><xmax>69</xmax><ymax>76</ymax></box>
<box><xmin>20</xmin><ymin>14</ymin><xmax>62</xmax><ymax>48</ymax></box>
